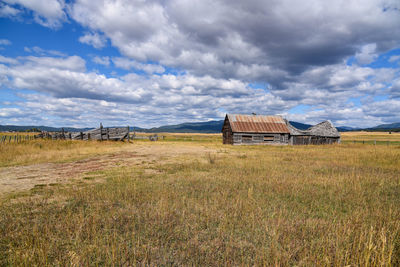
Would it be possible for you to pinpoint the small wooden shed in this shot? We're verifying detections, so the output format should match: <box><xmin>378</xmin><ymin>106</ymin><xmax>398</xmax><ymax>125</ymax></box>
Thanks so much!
<box><xmin>222</xmin><ymin>114</ymin><xmax>290</xmax><ymax>145</ymax></box>
<box><xmin>287</xmin><ymin>120</ymin><xmax>341</xmax><ymax>145</ymax></box>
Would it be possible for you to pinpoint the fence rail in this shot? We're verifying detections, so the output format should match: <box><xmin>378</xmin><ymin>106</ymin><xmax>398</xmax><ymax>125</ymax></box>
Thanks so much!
<box><xmin>0</xmin><ymin>124</ymin><xmax>168</xmax><ymax>144</ymax></box>
<box><xmin>37</xmin><ymin>125</ymin><xmax>130</xmax><ymax>141</ymax></box>
<box><xmin>1</xmin><ymin>124</ymin><xmax>131</xmax><ymax>143</ymax></box>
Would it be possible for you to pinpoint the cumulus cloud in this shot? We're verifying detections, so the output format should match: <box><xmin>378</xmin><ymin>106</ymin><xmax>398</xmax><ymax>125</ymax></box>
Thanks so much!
<box><xmin>70</xmin><ymin>0</ymin><xmax>400</xmax><ymax>80</ymax></box>
<box><xmin>1</xmin><ymin>0</ymin><xmax>400</xmax><ymax>127</ymax></box>
<box><xmin>112</xmin><ymin>57</ymin><xmax>165</xmax><ymax>74</ymax></box>
<box><xmin>355</xmin><ymin>44</ymin><xmax>378</xmax><ymax>65</ymax></box>
<box><xmin>92</xmin><ymin>56</ymin><xmax>110</xmax><ymax>66</ymax></box>
<box><xmin>79</xmin><ymin>32</ymin><xmax>107</xmax><ymax>49</ymax></box>
<box><xmin>0</xmin><ymin>54</ymin><xmax>294</xmax><ymax>126</ymax></box>
<box><xmin>0</xmin><ymin>55</ymin><xmax>19</xmax><ymax>64</ymax></box>
<box><xmin>1</xmin><ymin>52</ymin><xmax>399</xmax><ymax>127</ymax></box>
<box><xmin>2</xmin><ymin>0</ymin><xmax>67</xmax><ymax>28</ymax></box>
<box><xmin>0</xmin><ymin>3</ymin><xmax>20</xmax><ymax>17</ymax></box>
<box><xmin>23</xmin><ymin>46</ymin><xmax>67</xmax><ymax>57</ymax></box>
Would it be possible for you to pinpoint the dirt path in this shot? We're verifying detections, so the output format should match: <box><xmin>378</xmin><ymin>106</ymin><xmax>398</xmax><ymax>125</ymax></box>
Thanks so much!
<box><xmin>0</xmin><ymin>143</ymin><xmax>216</xmax><ymax>196</ymax></box>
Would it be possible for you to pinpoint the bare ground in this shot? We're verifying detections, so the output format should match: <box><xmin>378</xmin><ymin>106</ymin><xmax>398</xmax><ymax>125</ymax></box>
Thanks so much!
<box><xmin>0</xmin><ymin>143</ymin><xmax>216</xmax><ymax>196</ymax></box>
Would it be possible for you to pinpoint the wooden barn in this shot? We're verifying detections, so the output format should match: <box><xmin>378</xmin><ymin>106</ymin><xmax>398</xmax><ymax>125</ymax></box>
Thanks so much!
<box><xmin>222</xmin><ymin>114</ymin><xmax>290</xmax><ymax>145</ymax></box>
<box><xmin>222</xmin><ymin>114</ymin><xmax>341</xmax><ymax>145</ymax></box>
<box><xmin>287</xmin><ymin>120</ymin><xmax>341</xmax><ymax>145</ymax></box>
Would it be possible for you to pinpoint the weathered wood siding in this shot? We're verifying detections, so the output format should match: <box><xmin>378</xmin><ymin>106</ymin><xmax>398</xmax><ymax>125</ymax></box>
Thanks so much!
<box><xmin>222</xmin><ymin>117</ymin><xmax>233</xmax><ymax>144</ymax></box>
<box><xmin>37</xmin><ymin>126</ymin><xmax>130</xmax><ymax>141</ymax></box>
<box><xmin>232</xmin><ymin>133</ymin><xmax>289</xmax><ymax>145</ymax></box>
<box><xmin>290</xmin><ymin>136</ymin><xmax>340</xmax><ymax>145</ymax></box>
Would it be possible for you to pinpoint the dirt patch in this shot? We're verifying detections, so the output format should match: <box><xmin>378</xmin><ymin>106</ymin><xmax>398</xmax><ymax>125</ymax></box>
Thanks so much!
<box><xmin>0</xmin><ymin>143</ymin><xmax>216</xmax><ymax>196</ymax></box>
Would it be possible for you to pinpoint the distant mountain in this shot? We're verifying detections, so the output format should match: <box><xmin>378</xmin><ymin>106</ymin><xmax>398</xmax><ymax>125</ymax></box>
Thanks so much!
<box><xmin>3</xmin><ymin>120</ymin><xmax>400</xmax><ymax>133</ymax></box>
<box><xmin>336</xmin><ymin>126</ymin><xmax>361</xmax><ymax>132</ymax></box>
<box><xmin>138</xmin><ymin>120</ymin><xmax>324</xmax><ymax>133</ymax></box>
<box><xmin>136</xmin><ymin>120</ymin><xmax>224</xmax><ymax>133</ymax></box>
<box><xmin>288</xmin><ymin>121</ymin><xmax>311</xmax><ymax>130</ymax></box>
<box><xmin>371</xmin><ymin>122</ymin><xmax>400</xmax><ymax>129</ymax></box>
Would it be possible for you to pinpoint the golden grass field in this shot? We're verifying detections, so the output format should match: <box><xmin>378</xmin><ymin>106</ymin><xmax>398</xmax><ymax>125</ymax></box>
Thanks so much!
<box><xmin>0</xmin><ymin>132</ymin><xmax>399</xmax><ymax>265</ymax></box>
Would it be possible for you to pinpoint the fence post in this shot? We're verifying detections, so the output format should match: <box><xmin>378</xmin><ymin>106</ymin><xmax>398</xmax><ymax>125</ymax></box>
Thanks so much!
<box><xmin>107</xmin><ymin>128</ymin><xmax>109</xmax><ymax>140</ymax></box>
<box><xmin>88</xmin><ymin>133</ymin><xmax>91</xmax><ymax>140</ymax></box>
<box><xmin>374</xmin><ymin>140</ymin><xmax>376</xmax><ymax>145</ymax></box>
<box><xmin>126</xmin><ymin>126</ymin><xmax>130</xmax><ymax>142</ymax></box>
<box><xmin>80</xmin><ymin>132</ymin><xmax>83</xmax><ymax>140</ymax></box>
<box><xmin>100</xmin><ymin>123</ymin><xmax>103</xmax><ymax>141</ymax></box>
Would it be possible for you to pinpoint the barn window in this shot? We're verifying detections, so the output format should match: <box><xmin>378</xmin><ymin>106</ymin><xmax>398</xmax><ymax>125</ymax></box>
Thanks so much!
<box><xmin>263</xmin><ymin>136</ymin><xmax>274</xmax><ymax>142</ymax></box>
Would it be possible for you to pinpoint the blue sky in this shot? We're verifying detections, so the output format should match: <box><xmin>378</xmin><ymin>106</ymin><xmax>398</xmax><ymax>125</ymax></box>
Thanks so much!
<box><xmin>0</xmin><ymin>0</ymin><xmax>400</xmax><ymax>128</ymax></box>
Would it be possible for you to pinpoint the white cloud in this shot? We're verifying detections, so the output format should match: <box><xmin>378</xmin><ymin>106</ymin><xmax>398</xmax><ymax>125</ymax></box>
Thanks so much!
<box><xmin>0</xmin><ymin>107</ymin><xmax>25</xmax><ymax>117</ymax></box>
<box><xmin>112</xmin><ymin>57</ymin><xmax>165</xmax><ymax>74</ymax></box>
<box><xmin>0</xmin><ymin>39</ymin><xmax>12</xmax><ymax>46</ymax></box>
<box><xmin>0</xmin><ymin>54</ymin><xmax>293</xmax><ymax>127</ymax></box>
<box><xmin>0</xmin><ymin>3</ymin><xmax>21</xmax><ymax>17</ymax></box>
<box><xmin>22</xmin><ymin>55</ymin><xmax>86</xmax><ymax>71</ymax></box>
<box><xmin>355</xmin><ymin>43</ymin><xmax>378</xmax><ymax>65</ymax></box>
<box><xmin>3</xmin><ymin>0</ymin><xmax>67</xmax><ymax>28</ymax></box>
<box><xmin>24</xmin><ymin>46</ymin><xmax>66</xmax><ymax>57</ymax></box>
<box><xmin>92</xmin><ymin>56</ymin><xmax>110</xmax><ymax>66</ymax></box>
<box><xmin>1</xmin><ymin>0</ymin><xmax>400</xmax><ymax>127</ymax></box>
<box><xmin>0</xmin><ymin>55</ymin><xmax>18</xmax><ymax>64</ymax></box>
<box><xmin>79</xmin><ymin>32</ymin><xmax>107</xmax><ymax>49</ymax></box>
<box><xmin>70</xmin><ymin>0</ymin><xmax>400</xmax><ymax>82</ymax></box>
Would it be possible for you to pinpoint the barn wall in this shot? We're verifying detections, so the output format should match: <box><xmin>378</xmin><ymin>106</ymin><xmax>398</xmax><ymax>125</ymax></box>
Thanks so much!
<box><xmin>291</xmin><ymin>136</ymin><xmax>340</xmax><ymax>145</ymax></box>
<box><xmin>222</xmin><ymin>118</ymin><xmax>233</xmax><ymax>144</ymax></box>
<box><xmin>232</xmin><ymin>133</ymin><xmax>289</xmax><ymax>145</ymax></box>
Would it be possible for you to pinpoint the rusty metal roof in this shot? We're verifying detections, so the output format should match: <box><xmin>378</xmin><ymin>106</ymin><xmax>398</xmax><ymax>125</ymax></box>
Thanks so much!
<box><xmin>227</xmin><ymin>114</ymin><xmax>290</xmax><ymax>133</ymax></box>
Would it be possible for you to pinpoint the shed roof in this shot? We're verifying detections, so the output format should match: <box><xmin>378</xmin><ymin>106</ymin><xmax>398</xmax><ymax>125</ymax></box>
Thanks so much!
<box><xmin>226</xmin><ymin>114</ymin><xmax>290</xmax><ymax>133</ymax></box>
<box><xmin>307</xmin><ymin>120</ymin><xmax>340</xmax><ymax>137</ymax></box>
<box><xmin>287</xmin><ymin>120</ymin><xmax>340</xmax><ymax>137</ymax></box>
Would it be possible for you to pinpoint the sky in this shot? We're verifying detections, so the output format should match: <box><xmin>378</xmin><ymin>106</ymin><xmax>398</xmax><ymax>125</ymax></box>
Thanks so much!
<box><xmin>0</xmin><ymin>0</ymin><xmax>400</xmax><ymax>128</ymax></box>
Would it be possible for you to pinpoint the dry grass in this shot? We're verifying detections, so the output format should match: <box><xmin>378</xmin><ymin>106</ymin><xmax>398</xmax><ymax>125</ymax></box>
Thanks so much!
<box><xmin>341</xmin><ymin>131</ymin><xmax>400</xmax><ymax>142</ymax></box>
<box><xmin>0</xmin><ymin>139</ymin><xmax>128</xmax><ymax>167</ymax></box>
<box><xmin>0</xmin><ymin>134</ymin><xmax>399</xmax><ymax>265</ymax></box>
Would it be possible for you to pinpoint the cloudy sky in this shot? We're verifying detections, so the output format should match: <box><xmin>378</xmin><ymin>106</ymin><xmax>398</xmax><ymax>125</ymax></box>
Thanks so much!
<box><xmin>0</xmin><ymin>0</ymin><xmax>400</xmax><ymax>128</ymax></box>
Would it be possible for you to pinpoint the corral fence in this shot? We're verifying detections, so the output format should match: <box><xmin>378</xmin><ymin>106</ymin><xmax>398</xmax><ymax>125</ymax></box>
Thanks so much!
<box><xmin>0</xmin><ymin>135</ymin><xmax>37</xmax><ymax>144</ymax></box>
<box><xmin>38</xmin><ymin>124</ymin><xmax>130</xmax><ymax>141</ymax></box>
<box><xmin>0</xmin><ymin>124</ymin><xmax>166</xmax><ymax>144</ymax></box>
<box><xmin>0</xmin><ymin>124</ymin><xmax>131</xmax><ymax>143</ymax></box>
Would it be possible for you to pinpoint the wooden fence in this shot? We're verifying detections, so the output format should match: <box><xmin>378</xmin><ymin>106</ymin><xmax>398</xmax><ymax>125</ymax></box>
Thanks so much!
<box><xmin>0</xmin><ymin>124</ymin><xmax>130</xmax><ymax>143</ymax></box>
<box><xmin>38</xmin><ymin>125</ymin><xmax>130</xmax><ymax>141</ymax></box>
<box><xmin>0</xmin><ymin>124</ymin><xmax>169</xmax><ymax>144</ymax></box>
<box><xmin>0</xmin><ymin>135</ymin><xmax>37</xmax><ymax>143</ymax></box>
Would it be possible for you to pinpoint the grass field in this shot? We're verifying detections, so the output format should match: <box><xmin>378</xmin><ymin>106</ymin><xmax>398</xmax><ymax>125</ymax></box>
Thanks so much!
<box><xmin>0</xmin><ymin>132</ymin><xmax>399</xmax><ymax>265</ymax></box>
